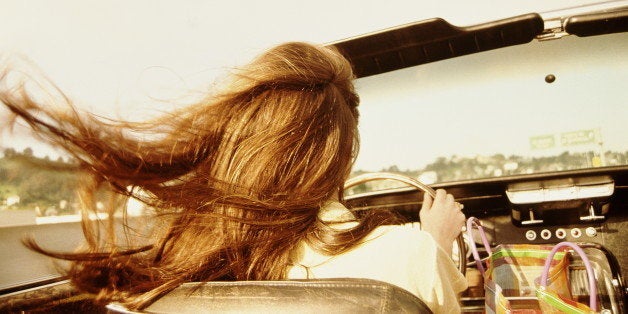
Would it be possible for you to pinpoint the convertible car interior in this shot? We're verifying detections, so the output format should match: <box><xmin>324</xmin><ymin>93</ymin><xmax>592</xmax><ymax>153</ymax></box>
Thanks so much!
<box><xmin>1</xmin><ymin>1</ymin><xmax>627</xmax><ymax>313</ymax></box>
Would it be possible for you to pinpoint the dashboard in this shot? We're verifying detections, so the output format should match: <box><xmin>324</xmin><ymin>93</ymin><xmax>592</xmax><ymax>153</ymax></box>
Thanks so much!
<box><xmin>345</xmin><ymin>166</ymin><xmax>628</xmax><ymax>313</ymax></box>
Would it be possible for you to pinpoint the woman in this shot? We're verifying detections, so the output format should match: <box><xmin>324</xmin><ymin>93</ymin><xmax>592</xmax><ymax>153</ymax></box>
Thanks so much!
<box><xmin>0</xmin><ymin>42</ymin><xmax>466</xmax><ymax>312</ymax></box>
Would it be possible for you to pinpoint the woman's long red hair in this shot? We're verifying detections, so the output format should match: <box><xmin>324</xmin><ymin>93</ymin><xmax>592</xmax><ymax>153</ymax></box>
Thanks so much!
<box><xmin>0</xmin><ymin>42</ymin><xmax>400</xmax><ymax>309</ymax></box>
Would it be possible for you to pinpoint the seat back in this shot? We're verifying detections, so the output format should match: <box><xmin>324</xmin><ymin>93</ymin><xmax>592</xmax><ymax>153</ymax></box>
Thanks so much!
<box><xmin>107</xmin><ymin>278</ymin><xmax>432</xmax><ymax>313</ymax></box>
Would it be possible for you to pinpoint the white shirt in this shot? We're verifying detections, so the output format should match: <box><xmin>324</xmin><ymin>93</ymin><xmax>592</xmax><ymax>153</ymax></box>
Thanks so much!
<box><xmin>287</xmin><ymin>201</ymin><xmax>467</xmax><ymax>314</ymax></box>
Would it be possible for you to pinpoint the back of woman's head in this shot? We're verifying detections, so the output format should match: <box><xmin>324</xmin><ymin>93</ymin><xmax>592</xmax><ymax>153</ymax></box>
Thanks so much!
<box><xmin>147</xmin><ymin>42</ymin><xmax>364</xmax><ymax>286</ymax></box>
<box><xmin>209</xmin><ymin>42</ymin><xmax>360</xmax><ymax>202</ymax></box>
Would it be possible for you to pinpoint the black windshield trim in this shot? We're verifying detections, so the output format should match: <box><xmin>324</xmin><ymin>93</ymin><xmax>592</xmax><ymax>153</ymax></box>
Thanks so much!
<box><xmin>327</xmin><ymin>13</ymin><xmax>544</xmax><ymax>78</ymax></box>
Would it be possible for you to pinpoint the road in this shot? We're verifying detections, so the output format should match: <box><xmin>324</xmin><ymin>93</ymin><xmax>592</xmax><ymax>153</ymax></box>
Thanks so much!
<box><xmin>0</xmin><ymin>215</ymin><xmax>150</xmax><ymax>293</ymax></box>
<box><xmin>0</xmin><ymin>221</ymin><xmax>83</xmax><ymax>292</ymax></box>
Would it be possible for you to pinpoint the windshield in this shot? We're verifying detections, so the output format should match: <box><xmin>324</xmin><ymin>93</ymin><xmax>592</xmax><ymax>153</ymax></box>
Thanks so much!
<box><xmin>351</xmin><ymin>32</ymin><xmax>628</xmax><ymax>184</ymax></box>
<box><xmin>1</xmin><ymin>33</ymin><xmax>627</xmax><ymax>222</ymax></box>
<box><xmin>1</xmin><ymin>8</ymin><xmax>627</xmax><ymax>225</ymax></box>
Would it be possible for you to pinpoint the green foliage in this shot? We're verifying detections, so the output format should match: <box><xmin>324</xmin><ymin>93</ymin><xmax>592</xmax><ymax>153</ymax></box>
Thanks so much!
<box><xmin>2</xmin><ymin>146</ymin><xmax>628</xmax><ymax>210</ymax></box>
<box><xmin>0</xmin><ymin>148</ymin><xmax>79</xmax><ymax>211</ymax></box>
<box><xmin>355</xmin><ymin>151</ymin><xmax>628</xmax><ymax>184</ymax></box>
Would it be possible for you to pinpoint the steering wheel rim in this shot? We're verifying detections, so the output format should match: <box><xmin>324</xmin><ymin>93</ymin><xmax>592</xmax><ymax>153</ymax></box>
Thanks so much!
<box><xmin>343</xmin><ymin>172</ymin><xmax>467</xmax><ymax>275</ymax></box>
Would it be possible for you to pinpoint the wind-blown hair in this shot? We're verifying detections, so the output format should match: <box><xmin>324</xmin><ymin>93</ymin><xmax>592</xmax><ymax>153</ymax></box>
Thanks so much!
<box><xmin>0</xmin><ymin>42</ymin><xmax>399</xmax><ymax>309</ymax></box>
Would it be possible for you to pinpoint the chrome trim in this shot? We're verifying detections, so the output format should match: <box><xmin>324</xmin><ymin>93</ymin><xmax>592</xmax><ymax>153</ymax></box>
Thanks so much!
<box><xmin>537</xmin><ymin>0</ymin><xmax>628</xmax><ymax>40</ymax></box>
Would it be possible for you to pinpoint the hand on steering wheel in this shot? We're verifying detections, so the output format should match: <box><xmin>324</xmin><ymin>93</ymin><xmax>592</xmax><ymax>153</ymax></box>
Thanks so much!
<box><xmin>419</xmin><ymin>189</ymin><xmax>466</xmax><ymax>257</ymax></box>
<box><xmin>344</xmin><ymin>172</ymin><xmax>466</xmax><ymax>275</ymax></box>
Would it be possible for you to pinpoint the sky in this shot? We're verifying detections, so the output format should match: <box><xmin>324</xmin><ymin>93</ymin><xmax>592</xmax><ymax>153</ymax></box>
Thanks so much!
<box><xmin>1</xmin><ymin>0</ymin><xmax>626</xmax><ymax>171</ymax></box>
<box><xmin>354</xmin><ymin>32</ymin><xmax>627</xmax><ymax>170</ymax></box>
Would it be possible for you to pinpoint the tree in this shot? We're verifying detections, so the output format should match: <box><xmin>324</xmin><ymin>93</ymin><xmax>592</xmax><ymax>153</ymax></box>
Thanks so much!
<box><xmin>23</xmin><ymin>147</ymin><xmax>33</xmax><ymax>157</ymax></box>
<box><xmin>3</xmin><ymin>148</ymin><xmax>17</xmax><ymax>158</ymax></box>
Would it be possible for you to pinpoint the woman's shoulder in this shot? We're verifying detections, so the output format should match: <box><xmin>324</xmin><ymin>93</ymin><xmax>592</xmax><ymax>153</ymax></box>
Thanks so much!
<box><xmin>366</xmin><ymin>224</ymin><xmax>434</xmax><ymax>246</ymax></box>
<box><xmin>338</xmin><ymin>223</ymin><xmax>440</xmax><ymax>263</ymax></box>
<box><xmin>292</xmin><ymin>223</ymin><xmax>437</xmax><ymax>269</ymax></box>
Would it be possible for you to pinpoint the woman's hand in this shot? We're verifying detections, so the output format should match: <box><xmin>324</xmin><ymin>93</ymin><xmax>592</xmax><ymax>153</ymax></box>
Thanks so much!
<box><xmin>419</xmin><ymin>189</ymin><xmax>466</xmax><ymax>256</ymax></box>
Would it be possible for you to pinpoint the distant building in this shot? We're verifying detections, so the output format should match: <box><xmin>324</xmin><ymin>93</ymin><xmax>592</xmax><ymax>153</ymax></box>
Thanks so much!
<box><xmin>6</xmin><ymin>195</ymin><xmax>20</xmax><ymax>207</ymax></box>
<box><xmin>418</xmin><ymin>171</ymin><xmax>438</xmax><ymax>185</ymax></box>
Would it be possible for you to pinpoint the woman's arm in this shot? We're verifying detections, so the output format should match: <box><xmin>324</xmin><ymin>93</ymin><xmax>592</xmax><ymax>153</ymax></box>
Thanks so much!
<box><xmin>419</xmin><ymin>189</ymin><xmax>465</xmax><ymax>256</ymax></box>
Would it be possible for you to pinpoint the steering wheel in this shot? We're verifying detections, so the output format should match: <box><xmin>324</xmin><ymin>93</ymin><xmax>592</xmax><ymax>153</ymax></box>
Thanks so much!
<box><xmin>344</xmin><ymin>172</ymin><xmax>467</xmax><ymax>275</ymax></box>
